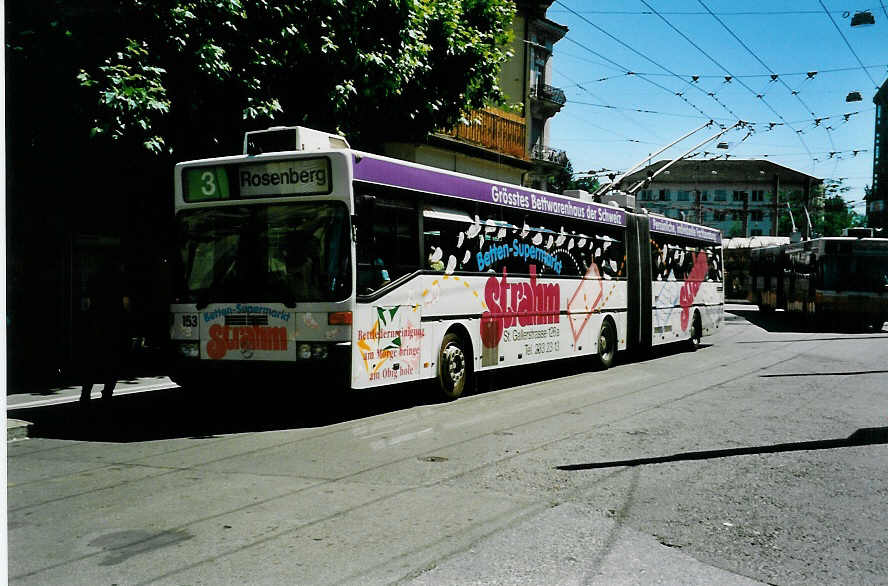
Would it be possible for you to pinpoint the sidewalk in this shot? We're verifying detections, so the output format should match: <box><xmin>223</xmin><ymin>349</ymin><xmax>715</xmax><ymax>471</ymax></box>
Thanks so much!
<box><xmin>5</xmin><ymin>376</ymin><xmax>179</xmax><ymax>440</ymax></box>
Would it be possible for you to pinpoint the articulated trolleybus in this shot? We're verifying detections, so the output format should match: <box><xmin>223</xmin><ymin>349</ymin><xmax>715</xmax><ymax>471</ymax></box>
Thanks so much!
<box><xmin>170</xmin><ymin>126</ymin><xmax>725</xmax><ymax>398</ymax></box>
<box><xmin>748</xmin><ymin>230</ymin><xmax>888</xmax><ymax>330</ymax></box>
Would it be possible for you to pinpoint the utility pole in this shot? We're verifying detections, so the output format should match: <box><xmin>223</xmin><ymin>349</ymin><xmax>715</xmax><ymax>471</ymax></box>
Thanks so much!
<box><xmin>695</xmin><ymin>189</ymin><xmax>703</xmax><ymax>224</ymax></box>
<box><xmin>772</xmin><ymin>174</ymin><xmax>780</xmax><ymax>236</ymax></box>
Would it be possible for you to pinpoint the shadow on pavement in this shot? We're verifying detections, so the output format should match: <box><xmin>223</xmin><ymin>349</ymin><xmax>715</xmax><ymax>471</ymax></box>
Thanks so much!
<box><xmin>476</xmin><ymin>340</ymin><xmax>699</xmax><ymax>393</ymax></box>
<box><xmin>556</xmin><ymin>427</ymin><xmax>888</xmax><ymax>470</ymax></box>
<box><xmin>10</xmin><ymin>341</ymin><xmax>701</xmax><ymax>443</ymax></box>
<box><xmin>728</xmin><ymin>307</ymin><xmax>886</xmax><ymax>334</ymax></box>
<box><xmin>7</xmin><ymin>382</ymin><xmax>440</xmax><ymax>443</ymax></box>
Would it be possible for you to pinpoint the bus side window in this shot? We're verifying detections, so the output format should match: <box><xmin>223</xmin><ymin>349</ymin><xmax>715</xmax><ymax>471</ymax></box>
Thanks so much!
<box><xmin>423</xmin><ymin>215</ymin><xmax>470</xmax><ymax>273</ymax></box>
<box><xmin>356</xmin><ymin>196</ymin><xmax>418</xmax><ymax>293</ymax></box>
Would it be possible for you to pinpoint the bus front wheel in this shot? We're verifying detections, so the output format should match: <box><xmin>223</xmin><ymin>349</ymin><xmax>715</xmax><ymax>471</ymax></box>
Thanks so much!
<box><xmin>437</xmin><ymin>332</ymin><xmax>470</xmax><ymax>400</ymax></box>
<box><xmin>593</xmin><ymin>319</ymin><xmax>617</xmax><ymax>370</ymax></box>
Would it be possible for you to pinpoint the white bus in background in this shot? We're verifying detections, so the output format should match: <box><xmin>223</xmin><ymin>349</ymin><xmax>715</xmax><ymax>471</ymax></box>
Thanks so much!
<box><xmin>169</xmin><ymin>126</ymin><xmax>724</xmax><ymax>399</ymax></box>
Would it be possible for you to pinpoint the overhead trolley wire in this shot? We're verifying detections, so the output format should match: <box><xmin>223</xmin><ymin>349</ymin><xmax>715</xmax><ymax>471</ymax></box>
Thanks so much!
<box><xmin>580</xmin><ymin>64</ymin><xmax>888</xmax><ymax>82</ymax></box>
<box><xmin>554</xmin><ymin>66</ymin><xmax>670</xmax><ymax>142</ymax></box>
<box><xmin>567</xmin><ymin>99</ymin><xmax>711</xmax><ymax>120</ymax></box>
<box><xmin>638</xmin><ymin>0</ymin><xmax>748</xmax><ymax>120</ymax></box>
<box><xmin>556</xmin><ymin>105</ymin><xmax>661</xmax><ymax>145</ymax></box>
<box><xmin>559</xmin><ymin>36</ymin><xmax>714</xmax><ymax>122</ymax></box>
<box><xmin>693</xmin><ymin>0</ymin><xmax>858</xmax><ymax>131</ymax></box>
<box><xmin>817</xmin><ymin>0</ymin><xmax>880</xmax><ymax>89</ymax></box>
<box><xmin>555</xmin><ymin>1</ymin><xmax>721</xmax><ymax>121</ymax></box>
<box><xmin>694</xmin><ymin>0</ymin><xmax>815</xmax><ymax>162</ymax></box>
<box><xmin>549</xmin><ymin>8</ymin><xmax>862</xmax><ymax>16</ymax></box>
<box><xmin>567</xmin><ymin>99</ymin><xmax>869</xmax><ymax>129</ymax></box>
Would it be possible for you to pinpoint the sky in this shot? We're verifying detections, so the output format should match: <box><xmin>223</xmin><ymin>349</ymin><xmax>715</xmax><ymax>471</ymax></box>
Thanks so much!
<box><xmin>545</xmin><ymin>0</ymin><xmax>888</xmax><ymax>213</ymax></box>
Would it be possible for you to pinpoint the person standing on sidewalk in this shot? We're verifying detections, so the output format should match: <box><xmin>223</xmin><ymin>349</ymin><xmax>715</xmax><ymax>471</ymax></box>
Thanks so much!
<box><xmin>79</xmin><ymin>262</ymin><xmax>131</xmax><ymax>405</ymax></box>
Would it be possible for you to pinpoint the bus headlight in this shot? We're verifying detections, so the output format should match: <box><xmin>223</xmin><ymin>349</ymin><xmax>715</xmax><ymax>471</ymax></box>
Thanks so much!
<box><xmin>177</xmin><ymin>342</ymin><xmax>200</xmax><ymax>358</ymax></box>
<box><xmin>296</xmin><ymin>343</ymin><xmax>329</xmax><ymax>360</ymax></box>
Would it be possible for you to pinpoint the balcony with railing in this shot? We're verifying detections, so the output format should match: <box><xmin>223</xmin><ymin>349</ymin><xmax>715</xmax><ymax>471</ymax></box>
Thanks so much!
<box><xmin>439</xmin><ymin>106</ymin><xmax>527</xmax><ymax>160</ymax></box>
<box><xmin>530</xmin><ymin>83</ymin><xmax>566</xmax><ymax>118</ymax></box>
<box><xmin>531</xmin><ymin>144</ymin><xmax>568</xmax><ymax>167</ymax></box>
<box><xmin>532</xmin><ymin>83</ymin><xmax>566</xmax><ymax>105</ymax></box>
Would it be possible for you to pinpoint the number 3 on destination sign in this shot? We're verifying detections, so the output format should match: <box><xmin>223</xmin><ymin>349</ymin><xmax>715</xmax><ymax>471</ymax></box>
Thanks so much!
<box><xmin>201</xmin><ymin>171</ymin><xmax>216</xmax><ymax>196</ymax></box>
<box><xmin>186</xmin><ymin>167</ymin><xmax>229</xmax><ymax>201</ymax></box>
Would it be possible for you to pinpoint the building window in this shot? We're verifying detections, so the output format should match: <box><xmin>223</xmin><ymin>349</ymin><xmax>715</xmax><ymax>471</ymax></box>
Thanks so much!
<box><xmin>751</xmin><ymin>229</ymin><xmax>763</xmax><ymax>236</ymax></box>
<box><xmin>714</xmin><ymin>190</ymin><xmax>727</xmax><ymax>201</ymax></box>
<box><xmin>733</xmin><ymin>191</ymin><xmax>746</xmax><ymax>202</ymax></box>
<box><xmin>677</xmin><ymin>190</ymin><xmax>690</xmax><ymax>201</ymax></box>
<box><xmin>714</xmin><ymin>211</ymin><xmax>727</xmax><ymax>221</ymax></box>
<box><xmin>659</xmin><ymin>189</ymin><xmax>670</xmax><ymax>201</ymax></box>
<box><xmin>701</xmin><ymin>191</ymin><xmax>709</xmax><ymax>201</ymax></box>
<box><xmin>750</xmin><ymin>210</ymin><xmax>764</xmax><ymax>222</ymax></box>
<box><xmin>751</xmin><ymin>190</ymin><xmax>764</xmax><ymax>202</ymax></box>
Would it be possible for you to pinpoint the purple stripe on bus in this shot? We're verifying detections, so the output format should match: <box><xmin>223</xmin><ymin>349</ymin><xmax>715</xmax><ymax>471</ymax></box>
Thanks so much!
<box><xmin>648</xmin><ymin>215</ymin><xmax>722</xmax><ymax>244</ymax></box>
<box><xmin>353</xmin><ymin>155</ymin><xmax>627</xmax><ymax>228</ymax></box>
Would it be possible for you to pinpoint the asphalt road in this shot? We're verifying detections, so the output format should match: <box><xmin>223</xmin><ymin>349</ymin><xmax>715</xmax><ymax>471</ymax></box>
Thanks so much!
<box><xmin>7</xmin><ymin>305</ymin><xmax>888</xmax><ymax>585</ymax></box>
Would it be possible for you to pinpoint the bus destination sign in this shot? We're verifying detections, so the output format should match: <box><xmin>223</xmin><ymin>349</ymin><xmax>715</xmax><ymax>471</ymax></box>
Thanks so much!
<box><xmin>183</xmin><ymin>157</ymin><xmax>331</xmax><ymax>201</ymax></box>
<box><xmin>239</xmin><ymin>158</ymin><xmax>330</xmax><ymax>197</ymax></box>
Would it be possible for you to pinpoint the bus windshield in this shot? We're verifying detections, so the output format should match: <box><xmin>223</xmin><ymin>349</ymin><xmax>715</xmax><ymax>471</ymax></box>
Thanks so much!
<box><xmin>174</xmin><ymin>202</ymin><xmax>351</xmax><ymax>306</ymax></box>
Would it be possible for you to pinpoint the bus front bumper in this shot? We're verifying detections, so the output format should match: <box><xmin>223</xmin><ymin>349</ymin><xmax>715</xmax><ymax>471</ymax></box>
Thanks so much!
<box><xmin>168</xmin><ymin>341</ymin><xmax>351</xmax><ymax>391</ymax></box>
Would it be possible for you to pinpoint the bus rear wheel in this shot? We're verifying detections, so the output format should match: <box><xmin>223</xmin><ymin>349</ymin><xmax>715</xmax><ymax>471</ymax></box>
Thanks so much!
<box><xmin>437</xmin><ymin>332</ymin><xmax>470</xmax><ymax>400</ymax></box>
<box><xmin>593</xmin><ymin>319</ymin><xmax>617</xmax><ymax>370</ymax></box>
<box><xmin>687</xmin><ymin>311</ymin><xmax>702</xmax><ymax>351</ymax></box>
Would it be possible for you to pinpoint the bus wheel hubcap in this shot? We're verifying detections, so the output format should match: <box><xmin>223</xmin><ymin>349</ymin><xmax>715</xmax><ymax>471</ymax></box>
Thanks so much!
<box><xmin>443</xmin><ymin>345</ymin><xmax>464</xmax><ymax>386</ymax></box>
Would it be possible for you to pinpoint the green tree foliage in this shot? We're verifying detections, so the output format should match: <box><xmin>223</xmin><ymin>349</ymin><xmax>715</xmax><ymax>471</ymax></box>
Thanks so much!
<box><xmin>820</xmin><ymin>194</ymin><xmax>864</xmax><ymax>236</ymax></box>
<box><xmin>5</xmin><ymin>0</ymin><xmax>516</xmax><ymax>291</ymax></box>
<box><xmin>546</xmin><ymin>159</ymin><xmax>601</xmax><ymax>195</ymax></box>
<box><xmin>775</xmin><ymin>179</ymin><xmax>863</xmax><ymax>236</ymax></box>
<box><xmin>66</xmin><ymin>0</ymin><xmax>515</xmax><ymax>158</ymax></box>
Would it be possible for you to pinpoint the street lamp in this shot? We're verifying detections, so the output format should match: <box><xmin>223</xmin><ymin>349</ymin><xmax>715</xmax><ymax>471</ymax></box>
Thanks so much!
<box><xmin>850</xmin><ymin>10</ymin><xmax>875</xmax><ymax>26</ymax></box>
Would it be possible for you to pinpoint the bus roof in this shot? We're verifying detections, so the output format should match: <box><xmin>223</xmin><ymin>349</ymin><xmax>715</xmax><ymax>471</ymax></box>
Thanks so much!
<box><xmin>176</xmin><ymin>148</ymin><xmax>723</xmax><ymax>243</ymax></box>
<box><xmin>350</xmin><ymin>151</ymin><xmax>630</xmax><ymax>230</ymax></box>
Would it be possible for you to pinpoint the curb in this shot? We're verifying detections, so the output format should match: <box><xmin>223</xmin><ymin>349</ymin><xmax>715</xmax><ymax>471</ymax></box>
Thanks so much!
<box><xmin>7</xmin><ymin>419</ymin><xmax>33</xmax><ymax>441</ymax></box>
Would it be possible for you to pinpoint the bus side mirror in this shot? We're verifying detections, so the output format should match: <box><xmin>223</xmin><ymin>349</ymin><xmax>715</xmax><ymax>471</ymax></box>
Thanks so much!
<box><xmin>357</xmin><ymin>195</ymin><xmax>377</xmax><ymax>245</ymax></box>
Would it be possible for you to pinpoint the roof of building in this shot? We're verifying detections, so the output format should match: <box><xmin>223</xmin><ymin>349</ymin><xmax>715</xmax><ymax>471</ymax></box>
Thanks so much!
<box><xmin>619</xmin><ymin>158</ymin><xmax>823</xmax><ymax>186</ymax></box>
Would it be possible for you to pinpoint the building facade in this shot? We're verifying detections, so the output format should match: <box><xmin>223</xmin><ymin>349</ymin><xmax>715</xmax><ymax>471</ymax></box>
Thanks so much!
<box><xmin>383</xmin><ymin>0</ymin><xmax>569</xmax><ymax>191</ymax></box>
<box><xmin>621</xmin><ymin>159</ymin><xmax>822</xmax><ymax>237</ymax></box>
<box><xmin>869</xmin><ymin>78</ymin><xmax>888</xmax><ymax>229</ymax></box>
